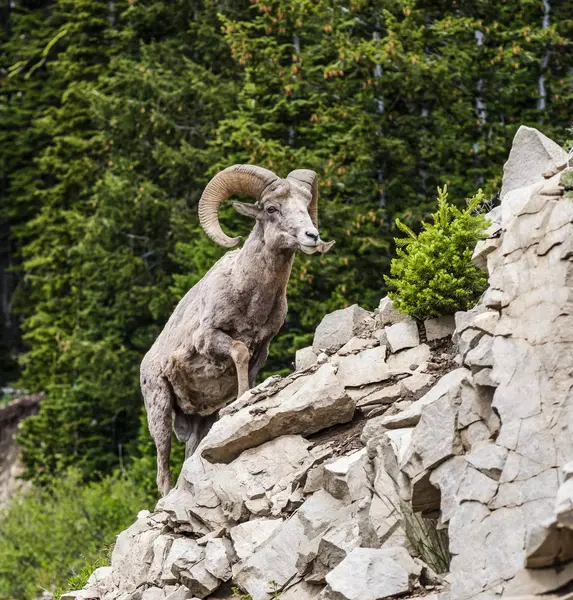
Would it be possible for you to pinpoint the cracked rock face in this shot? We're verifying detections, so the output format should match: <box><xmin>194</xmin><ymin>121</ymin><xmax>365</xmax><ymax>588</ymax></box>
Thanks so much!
<box><xmin>65</xmin><ymin>126</ymin><xmax>573</xmax><ymax>600</ymax></box>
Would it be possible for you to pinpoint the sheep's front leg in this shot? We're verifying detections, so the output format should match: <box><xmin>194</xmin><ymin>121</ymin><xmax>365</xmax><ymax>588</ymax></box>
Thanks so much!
<box><xmin>230</xmin><ymin>340</ymin><xmax>251</xmax><ymax>398</ymax></box>
<box><xmin>198</xmin><ymin>328</ymin><xmax>251</xmax><ymax>399</ymax></box>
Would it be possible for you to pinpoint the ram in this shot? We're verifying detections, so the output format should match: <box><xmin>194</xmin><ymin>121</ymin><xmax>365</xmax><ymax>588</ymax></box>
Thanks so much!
<box><xmin>141</xmin><ymin>164</ymin><xmax>334</xmax><ymax>495</ymax></box>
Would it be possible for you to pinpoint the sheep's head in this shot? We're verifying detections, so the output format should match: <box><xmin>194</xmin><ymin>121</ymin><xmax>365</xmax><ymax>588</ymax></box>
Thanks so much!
<box><xmin>198</xmin><ymin>165</ymin><xmax>335</xmax><ymax>254</ymax></box>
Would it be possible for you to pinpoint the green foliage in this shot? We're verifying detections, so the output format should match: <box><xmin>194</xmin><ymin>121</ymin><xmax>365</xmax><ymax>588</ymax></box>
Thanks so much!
<box><xmin>398</xmin><ymin>501</ymin><xmax>451</xmax><ymax>575</ymax></box>
<box><xmin>385</xmin><ymin>187</ymin><xmax>490</xmax><ymax>319</ymax></box>
<box><xmin>0</xmin><ymin>470</ymin><xmax>151</xmax><ymax>600</ymax></box>
<box><xmin>53</xmin><ymin>554</ymin><xmax>111</xmax><ymax>600</ymax></box>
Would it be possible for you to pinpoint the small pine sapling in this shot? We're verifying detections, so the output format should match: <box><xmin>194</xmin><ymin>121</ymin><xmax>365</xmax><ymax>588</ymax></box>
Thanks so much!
<box><xmin>384</xmin><ymin>186</ymin><xmax>490</xmax><ymax>319</ymax></box>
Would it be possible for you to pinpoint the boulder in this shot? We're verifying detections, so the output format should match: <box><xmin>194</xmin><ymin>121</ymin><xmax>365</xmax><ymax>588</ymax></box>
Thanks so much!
<box><xmin>296</xmin><ymin>346</ymin><xmax>318</xmax><ymax>371</ymax></box>
<box><xmin>322</xmin><ymin>449</ymin><xmax>371</xmax><ymax>502</ymax></box>
<box><xmin>172</xmin><ymin>559</ymin><xmax>220</xmax><ymax>598</ymax></box>
<box><xmin>164</xmin><ymin>538</ymin><xmax>204</xmax><ymax>583</ymax></box>
<box><xmin>501</xmin><ymin>125</ymin><xmax>569</xmax><ymax>200</ymax></box>
<box><xmin>201</xmin><ymin>364</ymin><xmax>355</xmax><ymax>463</ymax></box>
<box><xmin>376</xmin><ymin>368</ymin><xmax>469</xmax><ymax>430</ymax></box>
<box><xmin>387</xmin><ymin>344</ymin><xmax>431</xmax><ymax>374</ymax></box>
<box><xmin>110</xmin><ymin>511</ymin><xmax>163</xmax><ymax>592</ymax></box>
<box><xmin>335</xmin><ymin>346</ymin><xmax>391</xmax><ymax>387</ymax></box>
<box><xmin>204</xmin><ymin>538</ymin><xmax>233</xmax><ymax>581</ymax></box>
<box><xmin>337</xmin><ymin>336</ymin><xmax>378</xmax><ymax>356</ymax></box>
<box><xmin>313</xmin><ymin>304</ymin><xmax>370</xmax><ymax>353</ymax></box>
<box><xmin>322</xmin><ymin>547</ymin><xmax>420</xmax><ymax>600</ymax></box>
<box><xmin>424</xmin><ymin>316</ymin><xmax>455</xmax><ymax>341</ymax></box>
<box><xmin>234</xmin><ymin>490</ymin><xmax>348</xmax><ymax>600</ymax></box>
<box><xmin>210</xmin><ymin>435</ymin><xmax>315</xmax><ymax>520</ymax></box>
<box><xmin>229</xmin><ymin>519</ymin><xmax>283</xmax><ymax>562</ymax></box>
<box><xmin>377</xmin><ymin>297</ymin><xmax>408</xmax><ymax>327</ymax></box>
<box><xmin>385</xmin><ymin>319</ymin><xmax>420</xmax><ymax>353</ymax></box>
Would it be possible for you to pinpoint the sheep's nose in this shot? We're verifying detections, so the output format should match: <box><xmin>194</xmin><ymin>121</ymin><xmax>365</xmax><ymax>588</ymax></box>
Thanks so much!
<box><xmin>305</xmin><ymin>229</ymin><xmax>319</xmax><ymax>242</ymax></box>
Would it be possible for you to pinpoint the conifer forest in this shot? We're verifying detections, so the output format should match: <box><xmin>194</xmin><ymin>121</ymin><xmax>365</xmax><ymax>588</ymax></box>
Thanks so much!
<box><xmin>0</xmin><ymin>1</ymin><xmax>572</xmax><ymax>597</ymax></box>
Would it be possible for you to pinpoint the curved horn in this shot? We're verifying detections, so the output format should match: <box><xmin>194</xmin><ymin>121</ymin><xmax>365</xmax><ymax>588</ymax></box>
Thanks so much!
<box><xmin>199</xmin><ymin>164</ymin><xmax>279</xmax><ymax>247</ymax></box>
<box><xmin>287</xmin><ymin>169</ymin><xmax>319</xmax><ymax>227</ymax></box>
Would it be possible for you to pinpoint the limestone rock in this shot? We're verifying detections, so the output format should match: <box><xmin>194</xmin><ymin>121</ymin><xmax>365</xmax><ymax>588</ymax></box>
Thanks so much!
<box><xmin>296</xmin><ymin>346</ymin><xmax>318</xmax><ymax>371</ymax></box>
<box><xmin>387</xmin><ymin>344</ymin><xmax>431</xmax><ymax>374</ymax></box>
<box><xmin>164</xmin><ymin>588</ymin><xmax>196</xmax><ymax>600</ymax></box>
<box><xmin>385</xmin><ymin>319</ymin><xmax>420</xmax><ymax>353</ymax></box>
<box><xmin>234</xmin><ymin>490</ymin><xmax>348</xmax><ymax>600</ymax></box>
<box><xmin>204</xmin><ymin>538</ymin><xmax>233</xmax><ymax>581</ymax></box>
<box><xmin>201</xmin><ymin>364</ymin><xmax>354</xmax><ymax>463</ymax></box>
<box><xmin>377</xmin><ymin>368</ymin><xmax>469</xmax><ymax>430</ymax></box>
<box><xmin>337</xmin><ymin>336</ymin><xmax>378</xmax><ymax>356</ymax></box>
<box><xmin>322</xmin><ymin>449</ymin><xmax>371</xmax><ymax>502</ymax></box>
<box><xmin>424</xmin><ymin>316</ymin><xmax>455</xmax><ymax>341</ymax></box>
<box><xmin>323</xmin><ymin>547</ymin><xmax>420</xmax><ymax>600</ymax></box>
<box><xmin>210</xmin><ymin>435</ymin><xmax>315</xmax><ymax>520</ymax></box>
<box><xmin>335</xmin><ymin>346</ymin><xmax>391</xmax><ymax>387</ymax></box>
<box><xmin>163</xmin><ymin>538</ymin><xmax>204</xmax><ymax>585</ymax></box>
<box><xmin>110</xmin><ymin>511</ymin><xmax>163</xmax><ymax>592</ymax></box>
<box><xmin>400</xmin><ymin>373</ymin><xmax>435</xmax><ymax>396</ymax></box>
<box><xmin>377</xmin><ymin>296</ymin><xmax>408</xmax><ymax>327</ymax></box>
<box><xmin>229</xmin><ymin>519</ymin><xmax>283</xmax><ymax>561</ymax></box>
<box><xmin>172</xmin><ymin>559</ymin><xmax>220</xmax><ymax>598</ymax></box>
<box><xmin>280</xmin><ymin>581</ymin><xmax>323</xmax><ymax>599</ymax></box>
<box><xmin>313</xmin><ymin>304</ymin><xmax>370</xmax><ymax>353</ymax></box>
<box><xmin>501</xmin><ymin>125</ymin><xmax>569</xmax><ymax>200</ymax></box>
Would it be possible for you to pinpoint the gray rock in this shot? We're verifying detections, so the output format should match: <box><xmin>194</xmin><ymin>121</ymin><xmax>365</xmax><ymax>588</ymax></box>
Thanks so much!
<box><xmin>280</xmin><ymin>582</ymin><xmax>323</xmax><ymax>599</ymax></box>
<box><xmin>229</xmin><ymin>519</ymin><xmax>283</xmax><ymax>561</ymax></box>
<box><xmin>402</xmin><ymin>370</ymin><xmax>466</xmax><ymax>476</ymax></box>
<box><xmin>313</xmin><ymin>304</ymin><xmax>370</xmax><ymax>353</ymax></box>
<box><xmin>351</xmin><ymin>383</ymin><xmax>403</xmax><ymax>416</ymax></box>
<box><xmin>204</xmin><ymin>538</ymin><xmax>233</xmax><ymax>581</ymax></box>
<box><xmin>385</xmin><ymin>319</ymin><xmax>420</xmax><ymax>353</ymax></box>
<box><xmin>164</xmin><ymin>588</ymin><xmax>196</xmax><ymax>600</ymax></box>
<box><xmin>501</xmin><ymin>126</ymin><xmax>569</xmax><ymax>200</ymax></box>
<box><xmin>201</xmin><ymin>364</ymin><xmax>354</xmax><ymax>463</ymax></box>
<box><xmin>141</xmin><ymin>588</ymin><xmax>167</xmax><ymax>600</ymax></box>
<box><xmin>234</xmin><ymin>490</ymin><xmax>348</xmax><ymax>600</ymax></box>
<box><xmin>110</xmin><ymin>511</ymin><xmax>163</xmax><ymax>592</ymax></box>
<box><xmin>377</xmin><ymin>297</ymin><xmax>408</xmax><ymax>327</ymax></box>
<box><xmin>172</xmin><ymin>560</ymin><xmax>220</xmax><ymax>598</ymax></box>
<box><xmin>335</xmin><ymin>346</ymin><xmax>391</xmax><ymax>387</ymax></box>
<box><xmin>377</xmin><ymin>368</ymin><xmax>469</xmax><ymax>430</ymax></box>
<box><xmin>400</xmin><ymin>373</ymin><xmax>435</xmax><ymax>396</ymax></box>
<box><xmin>323</xmin><ymin>449</ymin><xmax>371</xmax><ymax>502</ymax></box>
<box><xmin>337</xmin><ymin>336</ymin><xmax>378</xmax><ymax>356</ymax></box>
<box><xmin>60</xmin><ymin>592</ymin><xmax>99</xmax><ymax>600</ymax></box>
<box><xmin>424</xmin><ymin>316</ymin><xmax>455</xmax><ymax>341</ymax></box>
<box><xmin>210</xmin><ymin>435</ymin><xmax>315</xmax><ymax>520</ymax></box>
<box><xmin>306</xmin><ymin>520</ymin><xmax>362</xmax><ymax>583</ymax></box>
<box><xmin>387</xmin><ymin>344</ymin><xmax>431</xmax><ymax>374</ymax></box>
<box><xmin>323</xmin><ymin>547</ymin><xmax>420</xmax><ymax>600</ymax></box>
<box><xmin>296</xmin><ymin>346</ymin><xmax>318</xmax><ymax>371</ymax></box>
<box><xmin>164</xmin><ymin>538</ymin><xmax>204</xmax><ymax>584</ymax></box>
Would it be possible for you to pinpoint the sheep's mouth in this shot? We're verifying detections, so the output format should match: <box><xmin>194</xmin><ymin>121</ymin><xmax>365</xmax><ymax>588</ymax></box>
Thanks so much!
<box><xmin>299</xmin><ymin>244</ymin><xmax>319</xmax><ymax>255</ymax></box>
<box><xmin>299</xmin><ymin>240</ymin><xmax>336</xmax><ymax>255</ymax></box>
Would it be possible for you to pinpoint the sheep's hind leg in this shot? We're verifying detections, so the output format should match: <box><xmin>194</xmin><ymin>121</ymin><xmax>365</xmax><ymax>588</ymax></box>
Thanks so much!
<box><xmin>183</xmin><ymin>412</ymin><xmax>217</xmax><ymax>459</ymax></box>
<box><xmin>145</xmin><ymin>377</ymin><xmax>174</xmax><ymax>496</ymax></box>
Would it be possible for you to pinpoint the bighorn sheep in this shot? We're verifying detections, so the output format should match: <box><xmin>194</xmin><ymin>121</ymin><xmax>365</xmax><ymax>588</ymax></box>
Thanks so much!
<box><xmin>140</xmin><ymin>165</ymin><xmax>334</xmax><ymax>495</ymax></box>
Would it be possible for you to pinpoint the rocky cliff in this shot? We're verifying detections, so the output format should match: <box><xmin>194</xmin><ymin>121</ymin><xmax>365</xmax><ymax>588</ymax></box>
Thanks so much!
<box><xmin>65</xmin><ymin>126</ymin><xmax>573</xmax><ymax>600</ymax></box>
<box><xmin>0</xmin><ymin>393</ymin><xmax>41</xmax><ymax>506</ymax></box>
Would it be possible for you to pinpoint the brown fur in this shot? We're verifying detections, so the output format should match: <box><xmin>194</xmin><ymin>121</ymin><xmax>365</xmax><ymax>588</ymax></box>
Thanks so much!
<box><xmin>140</xmin><ymin>174</ymin><xmax>333</xmax><ymax>495</ymax></box>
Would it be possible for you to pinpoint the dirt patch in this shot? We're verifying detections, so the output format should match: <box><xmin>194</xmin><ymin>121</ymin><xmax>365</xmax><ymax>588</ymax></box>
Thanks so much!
<box><xmin>308</xmin><ymin>413</ymin><xmax>366</xmax><ymax>457</ymax></box>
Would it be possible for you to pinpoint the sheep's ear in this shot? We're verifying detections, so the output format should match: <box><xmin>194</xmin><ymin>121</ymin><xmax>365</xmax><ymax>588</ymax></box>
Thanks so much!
<box><xmin>232</xmin><ymin>201</ymin><xmax>261</xmax><ymax>219</ymax></box>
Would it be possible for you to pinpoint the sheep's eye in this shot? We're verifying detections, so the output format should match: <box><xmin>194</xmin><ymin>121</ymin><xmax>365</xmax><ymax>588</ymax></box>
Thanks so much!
<box><xmin>266</xmin><ymin>206</ymin><xmax>278</xmax><ymax>214</ymax></box>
